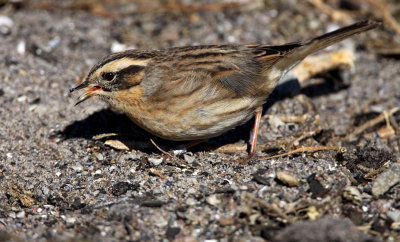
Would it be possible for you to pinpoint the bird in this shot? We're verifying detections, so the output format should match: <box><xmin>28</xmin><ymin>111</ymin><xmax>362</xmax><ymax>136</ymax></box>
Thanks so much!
<box><xmin>70</xmin><ymin>20</ymin><xmax>379</xmax><ymax>155</ymax></box>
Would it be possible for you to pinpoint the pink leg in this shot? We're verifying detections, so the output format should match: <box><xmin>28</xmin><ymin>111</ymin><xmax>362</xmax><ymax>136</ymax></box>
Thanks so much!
<box><xmin>249</xmin><ymin>109</ymin><xmax>262</xmax><ymax>155</ymax></box>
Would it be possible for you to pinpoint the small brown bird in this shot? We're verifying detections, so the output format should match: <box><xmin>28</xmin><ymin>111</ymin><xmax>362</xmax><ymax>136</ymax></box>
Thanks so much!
<box><xmin>71</xmin><ymin>20</ymin><xmax>379</xmax><ymax>154</ymax></box>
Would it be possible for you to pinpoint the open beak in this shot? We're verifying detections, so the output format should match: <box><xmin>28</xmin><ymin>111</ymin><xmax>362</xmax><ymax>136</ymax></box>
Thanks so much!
<box><xmin>70</xmin><ymin>82</ymin><xmax>103</xmax><ymax>106</ymax></box>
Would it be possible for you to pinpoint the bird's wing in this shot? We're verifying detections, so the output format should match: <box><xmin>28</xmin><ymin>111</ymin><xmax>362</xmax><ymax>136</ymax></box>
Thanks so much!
<box><xmin>141</xmin><ymin>45</ymin><xmax>276</xmax><ymax>99</ymax></box>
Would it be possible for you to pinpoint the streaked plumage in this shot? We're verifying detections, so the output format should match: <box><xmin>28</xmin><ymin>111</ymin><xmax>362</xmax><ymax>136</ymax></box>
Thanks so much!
<box><xmin>71</xmin><ymin>20</ymin><xmax>379</xmax><ymax>154</ymax></box>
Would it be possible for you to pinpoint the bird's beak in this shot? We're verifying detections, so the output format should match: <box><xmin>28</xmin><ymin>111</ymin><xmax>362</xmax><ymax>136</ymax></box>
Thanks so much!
<box><xmin>70</xmin><ymin>81</ymin><xmax>103</xmax><ymax>106</ymax></box>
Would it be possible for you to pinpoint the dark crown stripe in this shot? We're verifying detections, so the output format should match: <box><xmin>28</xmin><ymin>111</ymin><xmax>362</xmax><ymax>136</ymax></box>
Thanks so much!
<box><xmin>87</xmin><ymin>50</ymin><xmax>155</xmax><ymax>77</ymax></box>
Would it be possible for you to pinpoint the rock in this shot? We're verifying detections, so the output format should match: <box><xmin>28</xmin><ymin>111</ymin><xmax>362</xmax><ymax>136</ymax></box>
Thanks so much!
<box><xmin>183</xmin><ymin>153</ymin><xmax>195</xmax><ymax>164</ymax></box>
<box><xmin>111</xmin><ymin>182</ymin><xmax>138</xmax><ymax>196</ymax></box>
<box><xmin>71</xmin><ymin>163</ymin><xmax>83</xmax><ymax>172</ymax></box>
<box><xmin>16</xmin><ymin>211</ymin><xmax>25</xmax><ymax>219</ymax></box>
<box><xmin>268</xmin><ymin>115</ymin><xmax>284</xmax><ymax>130</ymax></box>
<box><xmin>275</xmin><ymin>218</ymin><xmax>375</xmax><ymax>242</ymax></box>
<box><xmin>165</xmin><ymin>227</ymin><xmax>180</xmax><ymax>239</ymax></box>
<box><xmin>17</xmin><ymin>40</ymin><xmax>25</xmax><ymax>55</ymax></box>
<box><xmin>206</xmin><ymin>194</ymin><xmax>221</xmax><ymax>206</ymax></box>
<box><xmin>307</xmin><ymin>174</ymin><xmax>329</xmax><ymax>198</ymax></box>
<box><xmin>186</xmin><ymin>198</ymin><xmax>197</xmax><ymax>206</ymax></box>
<box><xmin>276</xmin><ymin>171</ymin><xmax>299</xmax><ymax>187</ymax></box>
<box><xmin>96</xmin><ymin>153</ymin><xmax>104</xmax><ymax>161</ymax></box>
<box><xmin>372</xmin><ymin>163</ymin><xmax>400</xmax><ymax>197</ymax></box>
<box><xmin>387</xmin><ymin>210</ymin><xmax>400</xmax><ymax>222</ymax></box>
<box><xmin>342</xmin><ymin>186</ymin><xmax>362</xmax><ymax>206</ymax></box>
<box><xmin>148</xmin><ymin>157</ymin><xmax>163</xmax><ymax>166</ymax></box>
<box><xmin>141</xmin><ymin>200</ymin><xmax>166</xmax><ymax>207</ymax></box>
<box><xmin>0</xmin><ymin>15</ymin><xmax>13</xmax><ymax>35</ymax></box>
<box><xmin>66</xmin><ymin>217</ymin><xmax>76</xmax><ymax>224</ymax></box>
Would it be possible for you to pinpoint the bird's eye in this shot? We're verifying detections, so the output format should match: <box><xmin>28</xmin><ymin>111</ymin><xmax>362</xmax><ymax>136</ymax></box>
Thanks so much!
<box><xmin>102</xmin><ymin>72</ymin><xmax>115</xmax><ymax>81</ymax></box>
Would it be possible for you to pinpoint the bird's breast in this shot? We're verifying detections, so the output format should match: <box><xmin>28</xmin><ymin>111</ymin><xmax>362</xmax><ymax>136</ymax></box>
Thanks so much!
<box><xmin>110</xmin><ymin>86</ymin><xmax>262</xmax><ymax>141</ymax></box>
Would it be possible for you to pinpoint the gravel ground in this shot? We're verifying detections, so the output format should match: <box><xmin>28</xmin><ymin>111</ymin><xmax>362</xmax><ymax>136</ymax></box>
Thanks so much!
<box><xmin>1</xmin><ymin>1</ymin><xmax>400</xmax><ymax>241</ymax></box>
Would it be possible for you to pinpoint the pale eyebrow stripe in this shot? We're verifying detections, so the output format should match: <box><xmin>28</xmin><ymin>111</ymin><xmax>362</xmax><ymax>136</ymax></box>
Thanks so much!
<box><xmin>94</xmin><ymin>58</ymin><xmax>150</xmax><ymax>77</ymax></box>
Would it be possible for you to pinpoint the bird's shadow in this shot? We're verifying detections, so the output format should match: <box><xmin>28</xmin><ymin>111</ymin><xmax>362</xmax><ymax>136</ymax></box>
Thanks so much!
<box><xmin>60</xmin><ymin>69</ymin><xmax>349</xmax><ymax>153</ymax></box>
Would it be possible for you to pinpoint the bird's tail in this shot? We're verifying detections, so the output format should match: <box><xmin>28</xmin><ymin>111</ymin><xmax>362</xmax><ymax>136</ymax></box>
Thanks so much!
<box><xmin>274</xmin><ymin>20</ymin><xmax>380</xmax><ymax>71</ymax></box>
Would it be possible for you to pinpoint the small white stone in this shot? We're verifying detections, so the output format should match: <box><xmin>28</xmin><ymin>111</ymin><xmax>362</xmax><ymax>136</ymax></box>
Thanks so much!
<box><xmin>183</xmin><ymin>153</ymin><xmax>195</xmax><ymax>164</ymax></box>
<box><xmin>96</xmin><ymin>153</ymin><xmax>104</xmax><ymax>161</ymax></box>
<box><xmin>8</xmin><ymin>212</ymin><xmax>16</xmax><ymax>219</ymax></box>
<box><xmin>109</xmin><ymin>165</ymin><xmax>117</xmax><ymax>172</ymax></box>
<box><xmin>0</xmin><ymin>15</ymin><xmax>13</xmax><ymax>28</ymax></box>
<box><xmin>71</xmin><ymin>163</ymin><xmax>83</xmax><ymax>172</ymax></box>
<box><xmin>55</xmin><ymin>172</ymin><xmax>62</xmax><ymax>177</ymax></box>
<box><xmin>187</xmin><ymin>188</ymin><xmax>197</xmax><ymax>194</ymax></box>
<box><xmin>268</xmin><ymin>115</ymin><xmax>284</xmax><ymax>129</ymax></box>
<box><xmin>173</xmin><ymin>149</ymin><xmax>186</xmax><ymax>156</ymax></box>
<box><xmin>17</xmin><ymin>95</ymin><xmax>27</xmax><ymax>103</ymax></box>
<box><xmin>387</xmin><ymin>210</ymin><xmax>400</xmax><ymax>222</ymax></box>
<box><xmin>111</xmin><ymin>41</ymin><xmax>128</xmax><ymax>53</ymax></box>
<box><xmin>186</xmin><ymin>198</ymin><xmax>197</xmax><ymax>206</ymax></box>
<box><xmin>94</xmin><ymin>169</ymin><xmax>102</xmax><ymax>175</ymax></box>
<box><xmin>42</xmin><ymin>187</ymin><xmax>49</xmax><ymax>196</ymax></box>
<box><xmin>66</xmin><ymin>217</ymin><xmax>76</xmax><ymax>224</ymax></box>
<box><xmin>17</xmin><ymin>40</ymin><xmax>25</xmax><ymax>55</ymax></box>
<box><xmin>148</xmin><ymin>157</ymin><xmax>163</xmax><ymax>166</ymax></box>
<box><xmin>206</xmin><ymin>194</ymin><xmax>221</xmax><ymax>206</ymax></box>
<box><xmin>239</xmin><ymin>185</ymin><xmax>248</xmax><ymax>190</ymax></box>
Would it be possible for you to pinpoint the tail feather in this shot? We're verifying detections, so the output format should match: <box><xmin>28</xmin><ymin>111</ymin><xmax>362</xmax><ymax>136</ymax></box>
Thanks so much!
<box><xmin>274</xmin><ymin>20</ymin><xmax>380</xmax><ymax>70</ymax></box>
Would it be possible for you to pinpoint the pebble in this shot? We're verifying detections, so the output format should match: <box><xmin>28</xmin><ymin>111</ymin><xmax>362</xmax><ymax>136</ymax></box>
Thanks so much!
<box><xmin>17</xmin><ymin>40</ymin><xmax>25</xmax><ymax>55</ymax></box>
<box><xmin>71</xmin><ymin>163</ymin><xmax>83</xmax><ymax>172</ymax></box>
<box><xmin>8</xmin><ymin>212</ymin><xmax>16</xmax><ymax>219</ymax></box>
<box><xmin>183</xmin><ymin>153</ymin><xmax>195</xmax><ymax>164</ymax></box>
<box><xmin>148</xmin><ymin>157</ymin><xmax>163</xmax><ymax>166</ymax></box>
<box><xmin>17</xmin><ymin>95</ymin><xmax>28</xmax><ymax>103</ymax></box>
<box><xmin>109</xmin><ymin>165</ymin><xmax>117</xmax><ymax>172</ymax></box>
<box><xmin>96</xmin><ymin>153</ymin><xmax>104</xmax><ymax>161</ymax></box>
<box><xmin>173</xmin><ymin>149</ymin><xmax>186</xmax><ymax>156</ymax></box>
<box><xmin>387</xmin><ymin>210</ymin><xmax>400</xmax><ymax>222</ymax></box>
<box><xmin>186</xmin><ymin>198</ymin><xmax>197</xmax><ymax>206</ymax></box>
<box><xmin>187</xmin><ymin>188</ymin><xmax>197</xmax><ymax>194</ymax></box>
<box><xmin>206</xmin><ymin>194</ymin><xmax>221</xmax><ymax>206</ymax></box>
<box><xmin>342</xmin><ymin>186</ymin><xmax>362</xmax><ymax>205</ymax></box>
<box><xmin>268</xmin><ymin>116</ymin><xmax>284</xmax><ymax>130</ymax></box>
<box><xmin>66</xmin><ymin>217</ymin><xmax>76</xmax><ymax>224</ymax></box>
<box><xmin>127</xmin><ymin>153</ymin><xmax>139</xmax><ymax>160</ymax></box>
<box><xmin>165</xmin><ymin>227</ymin><xmax>181</xmax><ymax>240</ymax></box>
<box><xmin>0</xmin><ymin>15</ymin><xmax>13</xmax><ymax>35</ymax></box>
<box><xmin>276</xmin><ymin>171</ymin><xmax>299</xmax><ymax>187</ymax></box>
<box><xmin>372</xmin><ymin>163</ymin><xmax>400</xmax><ymax>197</ymax></box>
<box><xmin>16</xmin><ymin>211</ymin><xmax>25</xmax><ymax>219</ymax></box>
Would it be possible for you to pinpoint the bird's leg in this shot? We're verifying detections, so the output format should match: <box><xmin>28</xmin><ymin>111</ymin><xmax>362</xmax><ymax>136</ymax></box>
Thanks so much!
<box><xmin>226</xmin><ymin>108</ymin><xmax>263</xmax><ymax>164</ymax></box>
<box><xmin>249</xmin><ymin>108</ymin><xmax>262</xmax><ymax>155</ymax></box>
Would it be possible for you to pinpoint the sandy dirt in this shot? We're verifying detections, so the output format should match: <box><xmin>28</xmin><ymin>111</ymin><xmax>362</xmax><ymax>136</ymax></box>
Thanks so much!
<box><xmin>0</xmin><ymin>0</ymin><xmax>399</xmax><ymax>241</ymax></box>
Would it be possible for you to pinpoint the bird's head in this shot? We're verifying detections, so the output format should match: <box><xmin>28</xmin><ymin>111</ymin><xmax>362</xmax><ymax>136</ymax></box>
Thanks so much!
<box><xmin>70</xmin><ymin>51</ymin><xmax>153</xmax><ymax>106</ymax></box>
